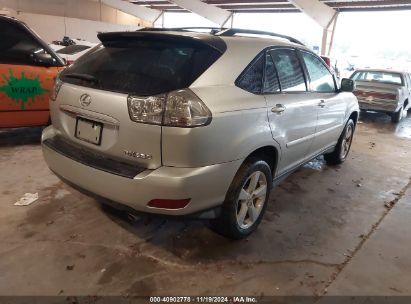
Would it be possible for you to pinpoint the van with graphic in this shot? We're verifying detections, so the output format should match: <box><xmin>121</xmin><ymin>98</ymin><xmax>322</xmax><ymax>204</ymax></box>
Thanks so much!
<box><xmin>0</xmin><ymin>15</ymin><xmax>66</xmax><ymax>128</ymax></box>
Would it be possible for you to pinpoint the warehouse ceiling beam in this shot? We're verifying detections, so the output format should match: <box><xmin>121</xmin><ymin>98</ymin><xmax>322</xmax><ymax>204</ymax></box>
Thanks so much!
<box><xmin>102</xmin><ymin>0</ymin><xmax>162</xmax><ymax>23</ymax></box>
<box><xmin>288</xmin><ymin>0</ymin><xmax>338</xmax><ymax>55</ymax></box>
<box><xmin>168</xmin><ymin>0</ymin><xmax>233</xmax><ymax>27</ymax></box>
<box><xmin>130</xmin><ymin>0</ymin><xmax>411</xmax><ymax>13</ymax></box>
<box><xmin>288</xmin><ymin>0</ymin><xmax>336</xmax><ymax>29</ymax></box>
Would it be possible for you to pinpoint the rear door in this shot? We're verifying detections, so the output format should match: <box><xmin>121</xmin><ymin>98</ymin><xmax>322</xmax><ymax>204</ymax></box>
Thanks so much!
<box><xmin>264</xmin><ymin>48</ymin><xmax>319</xmax><ymax>175</ymax></box>
<box><xmin>299</xmin><ymin>50</ymin><xmax>345</xmax><ymax>157</ymax></box>
<box><xmin>0</xmin><ymin>17</ymin><xmax>63</xmax><ymax>128</ymax></box>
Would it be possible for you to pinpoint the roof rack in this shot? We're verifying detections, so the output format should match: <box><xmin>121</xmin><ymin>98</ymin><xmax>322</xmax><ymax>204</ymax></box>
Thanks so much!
<box><xmin>216</xmin><ymin>28</ymin><xmax>304</xmax><ymax>46</ymax></box>
<box><xmin>139</xmin><ymin>27</ymin><xmax>227</xmax><ymax>34</ymax></box>
<box><xmin>138</xmin><ymin>27</ymin><xmax>304</xmax><ymax>46</ymax></box>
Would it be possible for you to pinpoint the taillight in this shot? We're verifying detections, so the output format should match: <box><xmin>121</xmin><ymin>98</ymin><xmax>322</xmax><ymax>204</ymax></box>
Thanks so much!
<box><xmin>163</xmin><ymin>89</ymin><xmax>212</xmax><ymax>127</ymax></box>
<box><xmin>147</xmin><ymin>199</ymin><xmax>191</xmax><ymax>209</ymax></box>
<box><xmin>127</xmin><ymin>89</ymin><xmax>212</xmax><ymax>128</ymax></box>
<box><xmin>127</xmin><ymin>94</ymin><xmax>166</xmax><ymax>125</ymax></box>
<box><xmin>50</xmin><ymin>78</ymin><xmax>63</xmax><ymax>101</ymax></box>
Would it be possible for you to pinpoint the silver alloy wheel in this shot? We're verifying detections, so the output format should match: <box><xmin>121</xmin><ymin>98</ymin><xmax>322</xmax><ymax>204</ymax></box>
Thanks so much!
<box><xmin>236</xmin><ymin>171</ymin><xmax>267</xmax><ymax>229</ymax></box>
<box><xmin>340</xmin><ymin>123</ymin><xmax>353</xmax><ymax>160</ymax></box>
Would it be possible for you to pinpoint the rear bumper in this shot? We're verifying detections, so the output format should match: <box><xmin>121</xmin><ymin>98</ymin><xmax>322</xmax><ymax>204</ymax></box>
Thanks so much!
<box><xmin>358</xmin><ymin>99</ymin><xmax>399</xmax><ymax>113</ymax></box>
<box><xmin>41</xmin><ymin>126</ymin><xmax>241</xmax><ymax>216</ymax></box>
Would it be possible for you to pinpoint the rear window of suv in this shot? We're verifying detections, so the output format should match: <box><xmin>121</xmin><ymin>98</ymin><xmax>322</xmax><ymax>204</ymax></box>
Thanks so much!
<box><xmin>60</xmin><ymin>38</ymin><xmax>223</xmax><ymax>96</ymax></box>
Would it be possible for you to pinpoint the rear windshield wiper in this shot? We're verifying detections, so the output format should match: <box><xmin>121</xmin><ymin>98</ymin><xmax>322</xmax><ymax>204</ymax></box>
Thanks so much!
<box><xmin>63</xmin><ymin>73</ymin><xmax>100</xmax><ymax>84</ymax></box>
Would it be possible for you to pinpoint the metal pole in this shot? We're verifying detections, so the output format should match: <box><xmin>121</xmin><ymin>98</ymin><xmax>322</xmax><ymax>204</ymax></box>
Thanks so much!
<box><xmin>327</xmin><ymin>12</ymin><xmax>339</xmax><ymax>56</ymax></box>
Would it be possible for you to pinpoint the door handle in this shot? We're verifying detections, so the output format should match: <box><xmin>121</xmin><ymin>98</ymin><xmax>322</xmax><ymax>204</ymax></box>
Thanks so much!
<box><xmin>318</xmin><ymin>100</ymin><xmax>326</xmax><ymax>108</ymax></box>
<box><xmin>271</xmin><ymin>104</ymin><xmax>286</xmax><ymax>114</ymax></box>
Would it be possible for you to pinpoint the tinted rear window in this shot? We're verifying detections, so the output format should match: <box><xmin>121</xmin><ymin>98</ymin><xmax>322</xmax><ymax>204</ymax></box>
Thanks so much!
<box><xmin>57</xmin><ymin>45</ymin><xmax>91</xmax><ymax>55</ymax></box>
<box><xmin>60</xmin><ymin>39</ymin><xmax>223</xmax><ymax>96</ymax></box>
<box><xmin>351</xmin><ymin>71</ymin><xmax>403</xmax><ymax>85</ymax></box>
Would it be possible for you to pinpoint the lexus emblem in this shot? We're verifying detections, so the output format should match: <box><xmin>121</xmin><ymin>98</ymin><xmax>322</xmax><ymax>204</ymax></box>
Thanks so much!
<box><xmin>79</xmin><ymin>94</ymin><xmax>92</xmax><ymax>107</ymax></box>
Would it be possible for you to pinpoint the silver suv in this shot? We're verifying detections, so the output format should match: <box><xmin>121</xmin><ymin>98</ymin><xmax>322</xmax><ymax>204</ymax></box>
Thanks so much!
<box><xmin>42</xmin><ymin>28</ymin><xmax>359</xmax><ymax>239</ymax></box>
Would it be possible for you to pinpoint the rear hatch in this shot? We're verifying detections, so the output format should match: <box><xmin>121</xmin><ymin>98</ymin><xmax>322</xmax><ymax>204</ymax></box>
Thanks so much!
<box><xmin>352</xmin><ymin>70</ymin><xmax>402</xmax><ymax>106</ymax></box>
<box><xmin>52</xmin><ymin>31</ymin><xmax>225</xmax><ymax>170</ymax></box>
<box><xmin>354</xmin><ymin>81</ymin><xmax>399</xmax><ymax>101</ymax></box>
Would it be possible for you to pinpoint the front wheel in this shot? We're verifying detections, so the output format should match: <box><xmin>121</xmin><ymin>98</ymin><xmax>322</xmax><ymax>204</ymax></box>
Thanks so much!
<box><xmin>209</xmin><ymin>157</ymin><xmax>272</xmax><ymax>239</ymax></box>
<box><xmin>324</xmin><ymin>119</ymin><xmax>355</xmax><ymax>165</ymax></box>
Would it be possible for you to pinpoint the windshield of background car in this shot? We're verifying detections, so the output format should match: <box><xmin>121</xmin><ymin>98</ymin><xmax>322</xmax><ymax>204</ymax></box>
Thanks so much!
<box><xmin>57</xmin><ymin>45</ymin><xmax>91</xmax><ymax>55</ymax></box>
<box><xmin>351</xmin><ymin>71</ymin><xmax>403</xmax><ymax>85</ymax></box>
<box><xmin>59</xmin><ymin>39</ymin><xmax>223</xmax><ymax>96</ymax></box>
<box><xmin>0</xmin><ymin>19</ymin><xmax>43</xmax><ymax>65</ymax></box>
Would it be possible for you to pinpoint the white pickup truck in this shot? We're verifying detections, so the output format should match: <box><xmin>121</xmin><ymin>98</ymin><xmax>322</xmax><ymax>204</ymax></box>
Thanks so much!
<box><xmin>351</xmin><ymin>69</ymin><xmax>411</xmax><ymax>123</ymax></box>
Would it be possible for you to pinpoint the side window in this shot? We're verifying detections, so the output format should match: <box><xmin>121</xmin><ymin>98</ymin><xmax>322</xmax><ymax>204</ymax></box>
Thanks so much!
<box><xmin>0</xmin><ymin>20</ymin><xmax>43</xmax><ymax>65</ymax></box>
<box><xmin>236</xmin><ymin>55</ymin><xmax>264</xmax><ymax>94</ymax></box>
<box><xmin>263</xmin><ymin>52</ymin><xmax>280</xmax><ymax>94</ymax></box>
<box><xmin>270</xmin><ymin>49</ymin><xmax>306</xmax><ymax>92</ymax></box>
<box><xmin>301</xmin><ymin>51</ymin><xmax>336</xmax><ymax>93</ymax></box>
<box><xmin>351</xmin><ymin>72</ymin><xmax>362</xmax><ymax>80</ymax></box>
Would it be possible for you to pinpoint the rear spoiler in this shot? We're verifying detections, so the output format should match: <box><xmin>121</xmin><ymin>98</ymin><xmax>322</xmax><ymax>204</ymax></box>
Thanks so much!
<box><xmin>97</xmin><ymin>31</ymin><xmax>227</xmax><ymax>54</ymax></box>
<box><xmin>139</xmin><ymin>27</ymin><xmax>305</xmax><ymax>46</ymax></box>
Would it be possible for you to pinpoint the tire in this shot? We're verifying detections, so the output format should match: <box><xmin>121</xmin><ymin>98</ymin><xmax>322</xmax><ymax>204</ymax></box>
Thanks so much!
<box><xmin>391</xmin><ymin>108</ymin><xmax>403</xmax><ymax>123</ymax></box>
<box><xmin>209</xmin><ymin>157</ymin><xmax>272</xmax><ymax>239</ymax></box>
<box><xmin>324</xmin><ymin>119</ymin><xmax>355</xmax><ymax>166</ymax></box>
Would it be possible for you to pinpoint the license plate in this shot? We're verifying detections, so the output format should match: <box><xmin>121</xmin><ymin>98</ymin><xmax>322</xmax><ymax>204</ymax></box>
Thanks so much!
<box><xmin>75</xmin><ymin>117</ymin><xmax>103</xmax><ymax>145</ymax></box>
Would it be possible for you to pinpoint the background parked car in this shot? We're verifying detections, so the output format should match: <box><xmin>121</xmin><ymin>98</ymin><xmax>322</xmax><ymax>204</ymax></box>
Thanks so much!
<box><xmin>351</xmin><ymin>69</ymin><xmax>410</xmax><ymax>122</ymax></box>
<box><xmin>0</xmin><ymin>15</ymin><xmax>65</xmax><ymax>128</ymax></box>
<box><xmin>55</xmin><ymin>41</ymin><xmax>97</xmax><ymax>65</ymax></box>
<box><xmin>51</xmin><ymin>36</ymin><xmax>76</xmax><ymax>47</ymax></box>
<box><xmin>50</xmin><ymin>39</ymin><xmax>97</xmax><ymax>65</ymax></box>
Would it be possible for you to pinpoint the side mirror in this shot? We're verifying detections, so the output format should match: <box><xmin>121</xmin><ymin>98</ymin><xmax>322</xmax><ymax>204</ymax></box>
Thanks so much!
<box><xmin>30</xmin><ymin>49</ymin><xmax>57</xmax><ymax>67</ymax></box>
<box><xmin>340</xmin><ymin>78</ymin><xmax>355</xmax><ymax>92</ymax></box>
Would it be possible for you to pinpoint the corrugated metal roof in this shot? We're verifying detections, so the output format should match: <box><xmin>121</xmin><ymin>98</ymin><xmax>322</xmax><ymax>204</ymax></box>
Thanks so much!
<box><xmin>130</xmin><ymin>0</ymin><xmax>411</xmax><ymax>13</ymax></box>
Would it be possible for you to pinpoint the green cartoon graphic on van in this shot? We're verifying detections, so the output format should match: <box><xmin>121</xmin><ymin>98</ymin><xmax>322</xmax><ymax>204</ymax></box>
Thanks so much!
<box><xmin>0</xmin><ymin>69</ymin><xmax>48</xmax><ymax>110</ymax></box>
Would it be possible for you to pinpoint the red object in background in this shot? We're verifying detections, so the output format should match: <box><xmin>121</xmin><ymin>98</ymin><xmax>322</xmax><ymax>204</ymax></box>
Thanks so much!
<box><xmin>321</xmin><ymin>56</ymin><xmax>331</xmax><ymax>67</ymax></box>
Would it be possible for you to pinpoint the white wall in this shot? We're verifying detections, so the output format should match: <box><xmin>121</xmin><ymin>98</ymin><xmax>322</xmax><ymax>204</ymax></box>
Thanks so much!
<box><xmin>0</xmin><ymin>0</ymin><xmax>152</xmax><ymax>42</ymax></box>
<box><xmin>15</xmin><ymin>12</ymin><xmax>140</xmax><ymax>43</ymax></box>
<box><xmin>0</xmin><ymin>0</ymin><xmax>152</xmax><ymax>25</ymax></box>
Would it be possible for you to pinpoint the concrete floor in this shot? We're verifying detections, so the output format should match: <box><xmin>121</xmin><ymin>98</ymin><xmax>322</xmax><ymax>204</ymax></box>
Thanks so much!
<box><xmin>0</xmin><ymin>111</ymin><xmax>410</xmax><ymax>299</ymax></box>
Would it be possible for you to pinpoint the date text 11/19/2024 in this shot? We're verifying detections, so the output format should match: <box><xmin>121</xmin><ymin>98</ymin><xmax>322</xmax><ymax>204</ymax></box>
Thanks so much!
<box><xmin>149</xmin><ymin>296</ymin><xmax>258</xmax><ymax>303</ymax></box>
